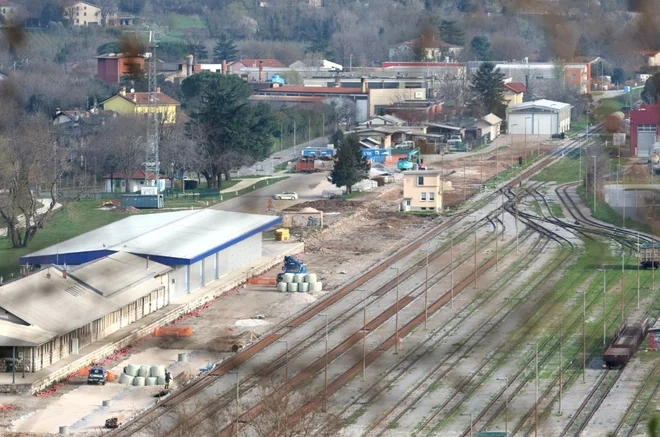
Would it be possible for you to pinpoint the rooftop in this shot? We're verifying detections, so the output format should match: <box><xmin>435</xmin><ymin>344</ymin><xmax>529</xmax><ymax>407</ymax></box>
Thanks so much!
<box><xmin>257</xmin><ymin>86</ymin><xmax>365</xmax><ymax>94</ymax></box>
<box><xmin>102</xmin><ymin>92</ymin><xmax>180</xmax><ymax>106</ymax></box>
<box><xmin>102</xmin><ymin>170</ymin><xmax>166</xmax><ymax>180</ymax></box>
<box><xmin>95</xmin><ymin>53</ymin><xmax>145</xmax><ymax>59</ymax></box>
<box><xmin>507</xmin><ymin>99</ymin><xmax>571</xmax><ymax>112</ymax></box>
<box><xmin>234</xmin><ymin>58</ymin><xmax>285</xmax><ymax>68</ymax></box>
<box><xmin>504</xmin><ymin>82</ymin><xmax>527</xmax><ymax>93</ymax></box>
<box><xmin>0</xmin><ymin>320</ymin><xmax>56</xmax><ymax>347</ymax></box>
<box><xmin>21</xmin><ymin>209</ymin><xmax>281</xmax><ymax>266</ymax></box>
<box><xmin>482</xmin><ymin>113</ymin><xmax>503</xmax><ymax>125</ymax></box>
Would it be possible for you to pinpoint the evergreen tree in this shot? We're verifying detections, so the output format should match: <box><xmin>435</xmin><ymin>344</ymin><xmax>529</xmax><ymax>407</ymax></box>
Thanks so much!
<box><xmin>438</xmin><ymin>20</ymin><xmax>464</xmax><ymax>45</ymax></box>
<box><xmin>213</xmin><ymin>34</ymin><xmax>239</xmax><ymax>63</ymax></box>
<box><xmin>330</xmin><ymin>132</ymin><xmax>370</xmax><ymax>194</ymax></box>
<box><xmin>470</xmin><ymin>36</ymin><xmax>492</xmax><ymax>60</ymax></box>
<box><xmin>611</xmin><ymin>67</ymin><xmax>625</xmax><ymax>86</ymax></box>
<box><xmin>469</xmin><ymin>62</ymin><xmax>507</xmax><ymax>117</ymax></box>
<box><xmin>574</xmin><ymin>34</ymin><xmax>593</xmax><ymax>57</ymax></box>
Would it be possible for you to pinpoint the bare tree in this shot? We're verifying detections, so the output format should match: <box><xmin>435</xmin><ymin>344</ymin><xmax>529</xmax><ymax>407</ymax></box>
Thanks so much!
<box><xmin>96</xmin><ymin>117</ymin><xmax>147</xmax><ymax>193</ymax></box>
<box><xmin>160</xmin><ymin>122</ymin><xmax>203</xmax><ymax>191</ymax></box>
<box><xmin>0</xmin><ymin>81</ymin><xmax>62</xmax><ymax>248</ymax></box>
<box><xmin>330</xmin><ymin>98</ymin><xmax>357</xmax><ymax>128</ymax></box>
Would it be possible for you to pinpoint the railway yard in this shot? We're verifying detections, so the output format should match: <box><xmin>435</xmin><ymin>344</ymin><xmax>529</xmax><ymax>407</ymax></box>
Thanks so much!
<box><xmin>3</xmin><ymin>130</ymin><xmax>660</xmax><ymax>437</ymax></box>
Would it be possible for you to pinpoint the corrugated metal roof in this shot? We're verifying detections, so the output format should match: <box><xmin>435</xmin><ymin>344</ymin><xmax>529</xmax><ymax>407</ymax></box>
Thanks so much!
<box><xmin>507</xmin><ymin>99</ymin><xmax>571</xmax><ymax>112</ymax></box>
<box><xmin>0</xmin><ymin>320</ymin><xmax>56</xmax><ymax>347</ymax></box>
<box><xmin>70</xmin><ymin>252</ymin><xmax>170</xmax><ymax>298</ymax></box>
<box><xmin>21</xmin><ymin>210</ymin><xmax>281</xmax><ymax>266</ymax></box>
<box><xmin>0</xmin><ymin>269</ymin><xmax>113</xmax><ymax>335</ymax></box>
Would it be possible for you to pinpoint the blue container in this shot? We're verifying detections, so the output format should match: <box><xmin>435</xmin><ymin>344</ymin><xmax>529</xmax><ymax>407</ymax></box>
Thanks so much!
<box><xmin>362</xmin><ymin>149</ymin><xmax>391</xmax><ymax>163</ymax></box>
<box><xmin>121</xmin><ymin>194</ymin><xmax>164</xmax><ymax>209</ymax></box>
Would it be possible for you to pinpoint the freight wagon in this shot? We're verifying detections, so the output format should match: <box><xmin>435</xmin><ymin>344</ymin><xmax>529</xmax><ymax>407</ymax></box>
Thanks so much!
<box><xmin>604</xmin><ymin>319</ymin><xmax>649</xmax><ymax>368</ymax></box>
<box><xmin>640</xmin><ymin>242</ymin><xmax>660</xmax><ymax>268</ymax></box>
<box><xmin>295</xmin><ymin>157</ymin><xmax>334</xmax><ymax>173</ymax></box>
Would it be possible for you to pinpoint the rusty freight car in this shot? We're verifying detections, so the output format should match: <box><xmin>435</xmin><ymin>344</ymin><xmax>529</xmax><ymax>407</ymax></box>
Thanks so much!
<box><xmin>604</xmin><ymin>319</ymin><xmax>649</xmax><ymax>368</ymax></box>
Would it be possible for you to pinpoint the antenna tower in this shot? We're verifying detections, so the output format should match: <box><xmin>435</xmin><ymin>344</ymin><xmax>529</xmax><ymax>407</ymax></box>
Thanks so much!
<box><xmin>144</xmin><ymin>29</ymin><xmax>160</xmax><ymax>189</ymax></box>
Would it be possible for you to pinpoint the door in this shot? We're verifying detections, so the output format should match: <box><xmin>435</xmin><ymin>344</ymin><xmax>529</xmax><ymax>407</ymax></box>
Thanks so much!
<box><xmin>637</xmin><ymin>125</ymin><xmax>656</xmax><ymax>157</ymax></box>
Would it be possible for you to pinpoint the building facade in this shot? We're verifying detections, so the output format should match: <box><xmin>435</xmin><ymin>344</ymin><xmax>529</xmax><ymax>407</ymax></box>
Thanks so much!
<box><xmin>630</xmin><ymin>104</ymin><xmax>660</xmax><ymax>157</ymax></box>
<box><xmin>100</xmin><ymin>87</ymin><xmax>180</xmax><ymax>123</ymax></box>
<box><xmin>506</xmin><ymin>99</ymin><xmax>571</xmax><ymax>135</ymax></box>
<box><xmin>63</xmin><ymin>0</ymin><xmax>101</xmax><ymax>25</ymax></box>
<box><xmin>95</xmin><ymin>53</ymin><xmax>146</xmax><ymax>84</ymax></box>
<box><xmin>402</xmin><ymin>170</ymin><xmax>449</xmax><ymax>211</ymax></box>
<box><xmin>0</xmin><ymin>0</ymin><xmax>25</xmax><ymax>23</ymax></box>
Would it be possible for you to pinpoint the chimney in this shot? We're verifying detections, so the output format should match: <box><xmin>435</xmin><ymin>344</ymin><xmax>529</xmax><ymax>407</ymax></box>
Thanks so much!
<box><xmin>156</xmin><ymin>87</ymin><xmax>161</xmax><ymax>93</ymax></box>
<box><xmin>335</xmin><ymin>76</ymin><xmax>341</xmax><ymax>87</ymax></box>
<box><xmin>361</xmin><ymin>77</ymin><xmax>367</xmax><ymax>93</ymax></box>
<box><xmin>119</xmin><ymin>86</ymin><xmax>126</xmax><ymax>96</ymax></box>
<box><xmin>222</xmin><ymin>59</ymin><xmax>227</xmax><ymax>75</ymax></box>
<box><xmin>259</xmin><ymin>60</ymin><xmax>265</xmax><ymax>82</ymax></box>
<box><xmin>185</xmin><ymin>54</ymin><xmax>194</xmax><ymax>78</ymax></box>
<box><xmin>132</xmin><ymin>93</ymin><xmax>137</xmax><ymax>102</ymax></box>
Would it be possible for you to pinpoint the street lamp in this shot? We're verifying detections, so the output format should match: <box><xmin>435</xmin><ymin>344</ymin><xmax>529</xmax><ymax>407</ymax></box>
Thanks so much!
<box><xmin>471</xmin><ymin>215</ymin><xmax>478</xmax><ymax>288</ymax></box>
<box><xmin>425</xmin><ymin>244</ymin><xmax>430</xmax><ymax>329</ymax></box>
<box><xmin>318</xmin><ymin>313</ymin><xmax>329</xmax><ymax>411</ymax></box>
<box><xmin>496</xmin><ymin>377</ymin><xmax>509</xmax><ymax>435</ymax></box>
<box><xmin>460</xmin><ymin>413</ymin><xmax>474</xmax><ymax>437</ymax></box>
<box><xmin>637</xmin><ymin>233</ymin><xmax>641</xmax><ymax>309</ymax></box>
<box><xmin>622</xmin><ymin>251</ymin><xmax>626</xmax><ymax>324</ymax></box>
<box><xmin>450</xmin><ymin>233</ymin><xmax>455</xmax><ymax>309</ymax></box>
<box><xmin>524</xmin><ymin>116</ymin><xmax>531</xmax><ymax>161</ymax></box>
<box><xmin>593</xmin><ymin>155</ymin><xmax>597</xmax><ymax>214</ymax></box>
<box><xmin>361</xmin><ymin>288</ymin><xmax>367</xmax><ymax>380</ymax></box>
<box><xmin>389</xmin><ymin>267</ymin><xmax>400</xmax><ymax>354</ymax></box>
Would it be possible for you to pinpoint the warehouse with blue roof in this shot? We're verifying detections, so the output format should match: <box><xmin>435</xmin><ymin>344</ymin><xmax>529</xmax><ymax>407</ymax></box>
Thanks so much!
<box><xmin>20</xmin><ymin>209</ymin><xmax>283</xmax><ymax>299</ymax></box>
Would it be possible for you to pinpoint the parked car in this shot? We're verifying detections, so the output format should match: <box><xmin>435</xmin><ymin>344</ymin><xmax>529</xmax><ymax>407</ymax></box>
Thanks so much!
<box><xmin>87</xmin><ymin>367</ymin><xmax>108</xmax><ymax>385</ymax></box>
<box><xmin>273</xmin><ymin>192</ymin><xmax>298</xmax><ymax>200</ymax></box>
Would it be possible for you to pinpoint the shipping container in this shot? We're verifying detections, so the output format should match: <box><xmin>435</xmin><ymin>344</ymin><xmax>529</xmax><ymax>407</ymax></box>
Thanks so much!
<box><xmin>301</xmin><ymin>148</ymin><xmax>336</xmax><ymax>158</ymax></box>
<box><xmin>121</xmin><ymin>194</ymin><xmax>164</xmax><ymax>209</ymax></box>
<box><xmin>362</xmin><ymin>149</ymin><xmax>392</xmax><ymax>163</ymax></box>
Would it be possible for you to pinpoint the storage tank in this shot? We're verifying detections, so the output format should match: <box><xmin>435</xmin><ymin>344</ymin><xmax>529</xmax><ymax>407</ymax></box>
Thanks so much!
<box><xmin>605</xmin><ymin>111</ymin><xmax>625</xmax><ymax>133</ymax></box>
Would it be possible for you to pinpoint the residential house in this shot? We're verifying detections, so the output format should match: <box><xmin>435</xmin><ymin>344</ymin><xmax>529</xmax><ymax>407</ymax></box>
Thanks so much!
<box><xmin>103</xmin><ymin>169</ymin><xmax>167</xmax><ymax>193</ymax></box>
<box><xmin>359</xmin><ymin>115</ymin><xmax>405</xmax><ymax>127</ymax></box>
<box><xmin>100</xmin><ymin>87</ymin><xmax>180</xmax><ymax>123</ymax></box>
<box><xmin>402</xmin><ymin>170</ymin><xmax>452</xmax><ymax>212</ymax></box>
<box><xmin>62</xmin><ymin>0</ymin><xmax>101</xmax><ymax>26</ymax></box>
<box><xmin>503</xmin><ymin>82</ymin><xmax>526</xmax><ymax>107</ymax></box>
<box><xmin>0</xmin><ymin>0</ymin><xmax>26</xmax><ymax>23</ymax></box>
<box><xmin>95</xmin><ymin>53</ymin><xmax>146</xmax><ymax>84</ymax></box>
<box><xmin>465</xmin><ymin>113</ymin><xmax>502</xmax><ymax>143</ymax></box>
<box><xmin>636</xmin><ymin>50</ymin><xmax>660</xmax><ymax>67</ymax></box>
<box><xmin>388</xmin><ymin>36</ymin><xmax>463</xmax><ymax>62</ymax></box>
<box><xmin>630</xmin><ymin>104</ymin><xmax>660</xmax><ymax>158</ymax></box>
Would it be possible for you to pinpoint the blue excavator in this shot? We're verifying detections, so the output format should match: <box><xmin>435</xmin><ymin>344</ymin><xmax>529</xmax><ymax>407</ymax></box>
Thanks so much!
<box><xmin>277</xmin><ymin>255</ymin><xmax>307</xmax><ymax>282</ymax></box>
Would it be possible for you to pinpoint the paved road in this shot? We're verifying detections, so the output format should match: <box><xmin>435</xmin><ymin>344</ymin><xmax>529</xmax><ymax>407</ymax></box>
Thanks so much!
<box><xmin>234</xmin><ymin>137</ymin><xmax>329</xmax><ymax>176</ymax></box>
<box><xmin>213</xmin><ymin>172</ymin><xmax>336</xmax><ymax>214</ymax></box>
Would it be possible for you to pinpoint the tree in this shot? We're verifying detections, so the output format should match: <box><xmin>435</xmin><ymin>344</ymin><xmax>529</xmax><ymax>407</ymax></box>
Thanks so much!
<box><xmin>330</xmin><ymin>98</ymin><xmax>357</xmax><ymax>128</ymax></box>
<box><xmin>469</xmin><ymin>62</ymin><xmax>506</xmax><ymax>117</ymax></box>
<box><xmin>330</xmin><ymin>132</ymin><xmax>370</xmax><ymax>194</ymax></box>
<box><xmin>40</xmin><ymin>0</ymin><xmax>64</xmax><ymax>26</ymax></box>
<box><xmin>470</xmin><ymin>36</ymin><xmax>492</xmax><ymax>61</ymax></box>
<box><xmin>438</xmin><ymin>20</ymin><xmax>464</xmax><ymax>45</ymax></box>
<box><xmin>574</xmin><ymin>34</ymin><xmax>594</xmax><ymax>57</ymax></box>
<box><xmin>183</xmin><ymin>72</ymin><xmax>277</xmax><ymax>187</ymax></box>
<box><xmin>611</xmin><ymin>67</ymin><xmax>625</xmax><ymax>86</ymax></box>
<box><xmin>0</xmin><ymin>86</ymin><xmax>62</xmax><ymax>248</ymax></box>
<box><xmin>160</xmin><ymin>122</ymin><xmax>202</xmax><ymax>191</ymax></box>
<box><xmin>118</xmin><ymin>0</ymin><xmax>145</xmax><ymax>13</ymax></box>
<box><xmin>213</xmin><ymin>33</ymin><xmax>239</xmax><ymax>63</ymax></box>
<box><xmin>97</xmin><ymin>117</ymin><xmax>147</xmax><ymax>193</ymax></box>
<box><xmin>642</xmin><ymin>73</ymin><xmax>660</xmax><ymax>104</ymax></box>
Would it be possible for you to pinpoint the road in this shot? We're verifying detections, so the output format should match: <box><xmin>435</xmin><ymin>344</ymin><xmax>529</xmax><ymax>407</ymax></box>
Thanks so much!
<box><xmin>234</xmin><ymin>137</ymin><xmax>329</xmax><ymax>176</ymax></box>
<box><xmin>212</xmin><ymin>172</ymin><xmax>336</xmax><ymax>214</ymax></box>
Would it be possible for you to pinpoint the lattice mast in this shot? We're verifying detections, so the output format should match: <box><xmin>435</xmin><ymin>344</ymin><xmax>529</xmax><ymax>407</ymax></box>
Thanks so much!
<box><xmin>144</xmin><ymin>29</ymin><xmax>160</xmax><ymax>189</ymax></box>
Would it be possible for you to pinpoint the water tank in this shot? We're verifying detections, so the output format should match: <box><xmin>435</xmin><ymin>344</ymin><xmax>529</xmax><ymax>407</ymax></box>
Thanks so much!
<box><xmin>605</xmin><ymin>111</ymin><xmax>625</xmax><ymax>133</ymax></box>
<box><xmin>271</xmin><ymin>74</ymin><xmax>286</xmax><ymax>85</ymax></box>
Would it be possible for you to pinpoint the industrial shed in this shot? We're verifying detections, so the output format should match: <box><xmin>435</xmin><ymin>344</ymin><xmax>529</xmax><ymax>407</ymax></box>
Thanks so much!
<box><xmin>506</xmin><ymin>99</ymin><xmax>571</xmax><ymax>135</ymax></box>
<box><xmin>0</xmin><ymin>253</ymin><xmax>171</xmax><ymax>372</ymax></box>
<box><xmin>20</xmin><ymin>209</ymin><xmax>282</xmax><ymax>300</ymax></box>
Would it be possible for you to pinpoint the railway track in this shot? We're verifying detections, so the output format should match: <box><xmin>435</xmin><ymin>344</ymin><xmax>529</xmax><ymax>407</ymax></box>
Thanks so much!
<box><xmin>111</xmin><ymin>125</ymin><xmax>602</xmax><ymax>436</ymax></box>
<box><xmin>613</xmin><ymin>361</ymin><xmax>660</xmax><ymax>436</ymax></box>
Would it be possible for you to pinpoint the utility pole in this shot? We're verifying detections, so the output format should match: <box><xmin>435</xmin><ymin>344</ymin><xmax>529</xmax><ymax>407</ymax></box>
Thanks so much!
<box><xmin>621</xmin><ymin>252</ymin><xmax>625</xmax><ymax>323</ymax></box>
<box><xmin>602</xmin><ymin>268</ymin><xmax>607</xmax><ymax>347</ymax></box>
<box><xmin>535</xmin><ymin>342</ymin><xmax>539</xmax><ymax>437</ymax></box>
<box><xmin>318</xmin><ymin>314</ymin><xmax>329</xmax><ymax>411</ymax></box>
<box><xmin>451</xmin><ymin>233</ymin><xmax>454</xmax><ymax>309</ymax></box>
<box><xmin>473</xmin><ymin>217</ymin><xmax>478</xmax><ymax>288</ymax></box>
<box><xmin>425</xmin><ymin>245</ymin><xmax>429</xmax><ymax>330</ymax></box>
<box><xmin>637</xmin><ymin>233</ymin><xmax>641</xmax><ymax>309</ymax></box>
<box><xmin>559</xmin><ymin>320</ymin><xmax>563</xmax><ymax>415</ymax></box>
<box><xmin>389</xmin><ymin>267</ymin><xmax>400</xmax><ymax>354</ymax></box>
<box><xmin>593</xmin><ymin>155</ymin><xmax>597</xmax><ymax>214</ymax></box>
<box><xmin>308</xmin><ymin>117</ymin><xmax>311</xmax><ymax>144</ymax></box>
<box><xmin>495</xmin><ymin>211</ymin><xmax>499</xmax><ymax>272</ymax></box>
<box><xmin>280</xmin><ymin>124</ymin><xmax>283</xmax><ymax>151</ymax></box>
<box><xmin>582</xmin><ymin>290</ymin><xmax>586</xmax><ymax>383</ymax></box>
<box><xmin>144</xmin><ymin>29</ymin><xmax>160</xmax><ymax>191</ymax></box>
<box><xmin>515</xmin><ymin>188</ymin><xmax>519</xmax><ymax>255</ymax></box>
<box><xmin>463</xmin><ymin>161</ymin><xmax>467</xmax><ymax>202</ymax></box>
<box><xmin>362</xmin><ymin>289</ymin><xmax>367</xmax><ymax>380</ymax></box>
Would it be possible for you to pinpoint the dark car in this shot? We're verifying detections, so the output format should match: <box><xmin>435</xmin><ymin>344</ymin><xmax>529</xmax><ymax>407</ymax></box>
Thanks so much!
<box><xmin>87</xmin><ymin>367</ymin><xmax>108</xmax><ymax>385</ymax></box>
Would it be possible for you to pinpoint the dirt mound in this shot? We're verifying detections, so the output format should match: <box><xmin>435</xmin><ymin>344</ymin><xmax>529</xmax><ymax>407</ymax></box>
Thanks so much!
<box><xmin>288</xmin><ymin>199</ymin><xmax>365</xmax><ymax>212</ymax></box>
<box><xmin>111</xmin><ymin>206</ymin><xmax>142</xmax><ymax>214</ymax></box>
<box><xmin>379</xmin><ymin>188</ymin><xmax>403</xmax><ymax>201</ymax></box>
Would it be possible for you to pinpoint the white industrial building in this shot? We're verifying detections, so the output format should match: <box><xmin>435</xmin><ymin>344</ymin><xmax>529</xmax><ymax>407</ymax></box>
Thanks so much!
<box><xmin>1</xmin><ymin>210</ymin><xmax>283</xmax><ymax>373</ymax></box>
<box><xmin>506</xmin><ymin>99</ymin><xmax>572</xmax><ymax>135</ymax></box>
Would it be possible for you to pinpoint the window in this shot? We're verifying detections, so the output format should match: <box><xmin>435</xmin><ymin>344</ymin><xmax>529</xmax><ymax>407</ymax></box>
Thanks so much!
<box><xmin>421</xmin><ymin>192</ymin><xmax>427</xmax><ymax>201</ymax></box>
<box><xmin>417</xmin><ymin>176</ymin><xmax>424</xmax><ymax>186</ymax></box>
<box><xmin>429</xmin><ymin>192</ymin><xmax>435</xmax><ymax>201</ymax></box>
<box><xmin>571</xmin><ymin>74</ymin><xmax>576</xmax><ymax>81</ymax></box>
<box><xmin>638</xmin><ymin>124</ymin><xmax>657</xmax><ymax>132</ymax></box>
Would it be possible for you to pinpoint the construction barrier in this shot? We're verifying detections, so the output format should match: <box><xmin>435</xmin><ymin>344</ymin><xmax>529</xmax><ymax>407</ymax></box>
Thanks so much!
<box><xmin>78</xmin><ymin>366</ymin><xmax>91</xmax><ymax>377</ymax></box>
<box><xmin>107</xmin><ymin>371</ymin><xmax>118</xmax><ymax>382</ymax></box>
<box><xmin>153</xmin><ymin>327</ymin><xmax>194</xmax><ymax>337</ymax></box>
<box><xmin>247</xmin><ymin>277</ymin><xmax>277</xmax><ymax>285</ymax></box>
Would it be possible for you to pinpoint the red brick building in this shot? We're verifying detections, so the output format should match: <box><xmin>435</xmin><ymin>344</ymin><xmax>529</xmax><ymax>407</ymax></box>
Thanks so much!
<box><xmin>95</xmin><ymin>53</ymin><xmax>146</xmax><ymax>84</ymax></box>
<box><xmin>630</xmin><ymin>104</ymin><xmax>660</xmax><ymax>157</ymax></box>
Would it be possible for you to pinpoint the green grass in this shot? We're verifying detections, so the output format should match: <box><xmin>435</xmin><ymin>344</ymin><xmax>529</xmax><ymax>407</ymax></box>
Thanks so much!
<box><xmin>341</xmin><ymin>191</ymin><xmax>369</xmax><ymax>200</ymax></box>
<box><xmin>0</xmin><ymin>200</ymin><xmax>130</xmax><ymax>279</ymax></box>
<box><xmin>577</xmin><ymin>185</ymin><xmax>652</xmax><ymax>234</ymax></box>
<box><xmin>168</xmin><ymin>14</ymin><xmax>205</xmax><ymax>29</ymax></box>
<box><xmin>165</xmin><ymin>177</ymin><xmax>289</xmax><ymax>207</ymax></box>
<box><xmin>533</xmin><ymin>157</ymin><xmax>581</xmax><ymax>183</ymax></box>
<box><xmin>548</xmin><ymin>201</ymin><xmax>565</xmax><ymax>218</ymax></box>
